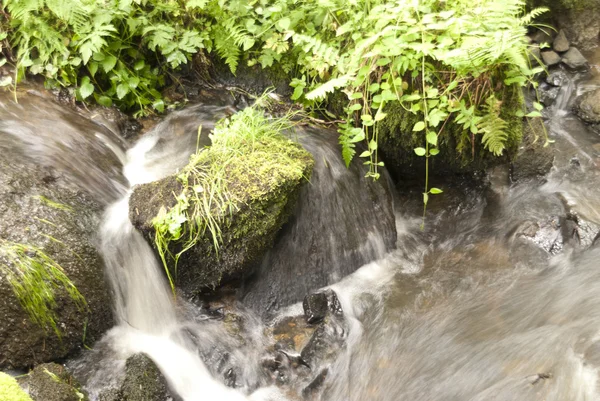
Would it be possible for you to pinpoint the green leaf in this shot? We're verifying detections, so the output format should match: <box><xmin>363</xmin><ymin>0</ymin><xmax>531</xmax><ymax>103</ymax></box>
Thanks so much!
<box><xmin>423</xmin><ymin>192</ymin><xmax>429</xmax><ymax>205</ymax></box>
<box><xmin>359</xmin><ymin>150</ymin><xmax>371</xmax><ymax>157</ymax></box>
<box><xmin>413</xmin><ymin>121</ymin><xmax>426</xmax><ymax>132</ymax></box>
<box><xmin>349</xmin><ymin>104</ymin><xmax>362</xmax><ymax>111</ymax></box>
<box><xmin>134</xmin><ymin>60</ymin><xmax>146</xmax><ymax>71</ymax></box>
<box><xmin>102</xmin><ymin>55</ymin><xmax>117</xmax><ymax>72</ymax></box>
<box><xmin>430</xmin><ymin>188</ymin><xmax>443</xmax><ymax>194</ymax></box>
<box><xmin>78</xmin><ymin>77</ymin><xmax>94</xmax><ymax>99</ymax></box>
<box><xmin>277</xmin><ymin>17</ymin><xmax>291</xmax><ymax>31</ymax></box>
<box><xmin>525</xmin><ymin>111</ymin><xmax>542</xmax><ymax>118</ymax></box>
<box><xmin>368</xmin><ymin>140</ymin><xmax>378</xmax><ymax>151</ymax></box>
<box><xmin>153</xmin><ymin>99</ymin><xmax>165</xmax><ymax>112</ymax></box>
<box><xmin>533</xmin><ymin>101</ymin><xmax>544</xmax><ymax>111</ymax></box>
<box><xmin>426</xmin><ymin>131</ymin><xmax>438</xmax><ymax>146</ymax></box>
<box><xmin>414</xmin><ymin>147</ymin><xmax>426</xmax><ymax>156</ymax></box>
<box><xmin>429</xmin><ymin>148</ymin><xmax>440</xmax><ymax>156</ymax></box>
<box><xmin>116</xmin><ymin>83</ymin><xmax>130</xmax><ymax>99</ymax></box>
<box><xmin>96</xmin><ymin>95</ymin><xmax>113</xmax><ymax>107</ymax></box>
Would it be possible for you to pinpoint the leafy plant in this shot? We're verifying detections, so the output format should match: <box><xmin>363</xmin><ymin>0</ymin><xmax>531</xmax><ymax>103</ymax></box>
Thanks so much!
<box><xmin>0</xmin><ymin>240</ymin><xmax>87</xmax><ymax>337</ymax></box>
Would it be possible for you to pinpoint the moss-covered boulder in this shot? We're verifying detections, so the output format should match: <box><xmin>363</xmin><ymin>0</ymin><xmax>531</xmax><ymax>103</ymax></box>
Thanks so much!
<box><xmin>120</xmin><ymin>354</ymin><xmax>172</xmax><ymax>401</ymax></box>
<box><xmin>0</xmin><ymin>91</ymin><xmax>118</xmax><ymax>369</ymax></box>
<box><xmin>0</xmin><ymin>372</ymin><xmax>33</xmax><ymax>401</ymax></box>
<box><xmin>18</xmin><ymin>363</ymin><xmax>86</xmax><ymax>401</ymax></box>
<box><xmin>378</xmin><ymin>85</ymin><xmax>524</xmax><ymax>180</ymax></box>
<box><xmin>129</xmin><ymin>107</ymin><xmax>314</xmax><ymax>293</ymax></box>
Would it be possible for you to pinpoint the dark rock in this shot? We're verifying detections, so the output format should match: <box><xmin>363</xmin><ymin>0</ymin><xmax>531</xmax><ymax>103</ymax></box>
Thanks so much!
<box><xmin>573</xmin><ymin>88</ymin><xmax>600</xmax><ymax>124</ymax></box>
<box><xmin>553</xmin><ymin>30</ymin><xmax>570</xmax><ymax>52</ymax></box>
<box><xmin>18</xmin><ymin>363</ymin><xmax>84</xmax><ymax>401</ymax></box>
<box><xmin>0</xmin><ymin>93</ymin><xmax>117</xmax><ymax>369</ymax></box>
<box><xmin>541</xmin><ymin>51</ymin><xmax>562</xmax><ymax>66</ymax></box>
<box><xmin>511</xmin><ymin>117</ymin><xmax>554</xmax><ymax>182</ymax></box>
<box><xmin>561</xmin><ymin>47</ymin><xmax>588</xmax><ymax>71</ymax></box>
<box><xmin>303</xmin><ymin>293</ymin><xmax>329</xmax><ymax>324</ymax></box>
<box><xmin>545</xmin><ymin>69</ymin><xmax>568</xmax><ymax>87</ymax></box>
<box><xmin>539</xmin><ymin>83</ymin><xmax>560</xmax><ymax>106</ymax></box>
<box><xmin>300</xmin><ymin>317</ymin><xmax>347</xmax><ymax>370</ymax></box>
<box><xmin>121</xmin><ymin>354</ymin><xmax>172</xmax><ymax>401</ymax></box>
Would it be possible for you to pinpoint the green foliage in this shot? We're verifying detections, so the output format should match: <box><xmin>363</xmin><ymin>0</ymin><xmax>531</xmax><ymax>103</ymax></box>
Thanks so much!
<box><xmin>152</xmin><ymin>96</ymin><xmax>307</xmax><ymax>292</ymax></box>
<box><xmin>3</xmin><ymin>0</ymin><xmax>210</xmax><ymax>115</ymax></box>
<box><xmin>0</xmin><ymin>240</ymin><xmax>87</xmax><ymax>337</ymax></box>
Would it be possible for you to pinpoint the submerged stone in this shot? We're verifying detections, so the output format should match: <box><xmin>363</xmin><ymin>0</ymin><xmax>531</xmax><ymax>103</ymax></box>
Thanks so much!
<box><xmin>121</xmin><ymin>354</ymin><xmax>173</xmax><ymax>401</ymax></box>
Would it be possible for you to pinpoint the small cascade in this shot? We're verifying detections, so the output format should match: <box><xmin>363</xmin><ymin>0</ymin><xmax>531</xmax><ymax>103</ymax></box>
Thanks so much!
<box><xmin>241</xmin><ymin>126</ymin><xmax>397</xmax><ymax>316</ymax></box>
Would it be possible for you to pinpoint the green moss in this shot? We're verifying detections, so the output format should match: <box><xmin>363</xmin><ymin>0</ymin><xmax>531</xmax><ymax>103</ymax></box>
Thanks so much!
<box><xmin>0</xmin><ymin>372</ymin><xmax>33</xmax><ymax>401</ymax></box>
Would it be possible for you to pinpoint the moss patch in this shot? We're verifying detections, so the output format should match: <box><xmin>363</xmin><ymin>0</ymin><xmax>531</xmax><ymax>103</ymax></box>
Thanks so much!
<box><xmin>0</xmin><ymin>373</ymin><xmax>32</xmax><ymax>401</ymax></box>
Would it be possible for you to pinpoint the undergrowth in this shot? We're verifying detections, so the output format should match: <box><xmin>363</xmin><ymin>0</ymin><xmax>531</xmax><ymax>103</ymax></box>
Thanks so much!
<box><xmin>152</xmin><ymin>96</ymin><xmax>306</xmax><ymax>291</ymax></box>
<box><xmin>1</xmin><ymin>0</ymin><xmax>549</xmax><ymax>218</ymax></box>
<box><xmin>0</xmin><ymin>240</ymin><xmax>87</xmax><ymax>337</ymax></box>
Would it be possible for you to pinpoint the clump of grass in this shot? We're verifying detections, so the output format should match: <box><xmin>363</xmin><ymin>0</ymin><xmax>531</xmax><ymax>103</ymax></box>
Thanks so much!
<box><xmin>0</xmin><ymin>240</ymin><xmax>87</xmax><ymax>337</ymax></box>
<box><xmin>152</xmin><ymin>96</ymin><xmax>310</xmax><ymax>292</ymax></box>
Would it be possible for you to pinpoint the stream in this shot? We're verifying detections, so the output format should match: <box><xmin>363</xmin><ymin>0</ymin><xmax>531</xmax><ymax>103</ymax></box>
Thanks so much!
<box><xmin>3</xmin><ymin>57</ymin><xmax>600</xmax><ymax>401</ymax></box>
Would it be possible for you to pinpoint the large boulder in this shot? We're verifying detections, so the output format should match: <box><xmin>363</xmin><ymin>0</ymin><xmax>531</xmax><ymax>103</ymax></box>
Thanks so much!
<box><xmin>129</xmin><ymin>126</ymin><xmax>314</xmax><ymax>294</ymax></box>
<box><xmin>0</xmin><ymin>90</ymin><xmax>121</xmax><ymax>369</ymax></box>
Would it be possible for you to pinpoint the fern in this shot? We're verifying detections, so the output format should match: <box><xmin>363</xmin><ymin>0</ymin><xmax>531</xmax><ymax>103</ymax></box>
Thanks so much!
<box><xmin>478</xmin><ymin>95</ymin><xmax>509</xmax><ymax>156</ymax></box>
<box><xmin>214</xmin><ymin>28</ymin><xmax>241</xmax><ymax>75</ymax></box>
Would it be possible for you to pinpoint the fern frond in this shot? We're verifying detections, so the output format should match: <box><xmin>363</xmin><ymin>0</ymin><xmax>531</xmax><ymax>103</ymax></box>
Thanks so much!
<box><xmin>214</xmin><ymin>29</ymin><xmax>240</xmax><ymax>75</ymax></box>
<box><xmin>305</xmin><ymin>75</ymin><xmax>351</xmax><ymax>101</ymax></box>
<box><xmin>478</xmin><ymin>95</ymin><xmax>508</xmax><ymax>156</ymax></box>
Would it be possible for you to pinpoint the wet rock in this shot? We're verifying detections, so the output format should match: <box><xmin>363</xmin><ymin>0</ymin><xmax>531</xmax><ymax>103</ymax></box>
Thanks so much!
<box><xmin>18</xmin><ymin>363</ymin><xmax>85</xmax><ymax>401</ymax></box>
<box><xmin>541</xmin><ymin>51</ymin><xmax>562</xmax><ymax>66</ymax></box>
<box><xmin>573</xmin><ymin>88</ymin><xmax>600</xmax><ymax>124</ymax></box>
<box><xmin>511</xmin><ymin>117</ymin><xmax>554</xmax><ymax>182</ymax></box>
<box><xmin>553</xmin><ymin>30</ymin><xmax>570</xmax><ymax>52</ymax></box>
<box><xmin>303</xmin><ymin>294</ymin><xmax>328</xmax><ymax>325</ymax></box>
<box><xmin>272</xmin><ymin>316</ymin><xmax>315</xmax><ymax>353</ymax></box>
<box><xmin>545</xmin><ymin>69</ymin><xmax>568</xmax><ymax>87</ymax></box>
<box><xmin>0</xmin><ymin>144</ymin><xmax>113</xmax><ymax>369</ymax></box>
<box><xmin>120</xmin><ymin>354</ymin><xmax>172</xmax><ymax>401</ymax></box>
<box><xmin>300</xmin><ymin>317</ymin><xmax>347</xmax><ymax>370</ymax></box>
<box><xmin>303</xmin><ymin>290</ymin><xmax>343</xmax><ymax>325</ymax></box>
<box><xmin>302</xmin><ymin>369</ymin><xmax>328</xmax><ymax>399</ymax></box>
<box><xmin>538</xmin><ymin>83</ymin><xmax>560</xmax><ymax>106</ymax></box>
<box><xmin>561</xmin><ymin>47</ymin><xmax>588</xmax><ymax>71</ymax></box>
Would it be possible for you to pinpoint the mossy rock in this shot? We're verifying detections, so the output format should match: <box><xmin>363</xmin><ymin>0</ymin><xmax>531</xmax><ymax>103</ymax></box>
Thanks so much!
<box><xmin>0</xmin><ymin>372</ymin><xmax>33</xmax><ymax>401</ymax></box>
<box><xmin>0</xmin><ymin>91</ymin><xmax>117</xmax><ymax>369</ymax></box>
<box><xmin>17</xmin><ymin>363</ymin><xmax>85</xmax><ymax>401</ymax></box>
<box><xmin>378</xmin><ymin>84</ymin><xmax>524</xmax><ymax>180</ymax></box>
<box><xmin>129</xmin><ymin>136</ymin><xmax>314</xmax><ymax>293</ymax></box>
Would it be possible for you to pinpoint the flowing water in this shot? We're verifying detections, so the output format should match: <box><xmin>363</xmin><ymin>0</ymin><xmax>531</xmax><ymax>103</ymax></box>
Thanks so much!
<box><xmin>4</xmin><ymin>63</ymin><xmax>600</xmax><ymax>401</ymax></box>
